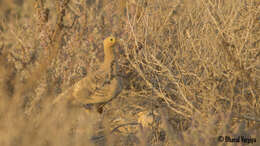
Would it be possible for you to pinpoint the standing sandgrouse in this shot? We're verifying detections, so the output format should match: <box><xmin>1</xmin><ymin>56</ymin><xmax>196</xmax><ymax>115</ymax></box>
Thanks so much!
<box><xmin>53</xmin><ymin>36</ymin><xmax>123</xmax><ymax>108</ymax></box>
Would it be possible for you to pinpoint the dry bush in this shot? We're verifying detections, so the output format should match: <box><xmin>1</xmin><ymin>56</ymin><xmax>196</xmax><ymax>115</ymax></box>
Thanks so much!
<box><xmin>0</xmin><ymin>0</ymin><xmax>259</xmax><ymax>146</ymax></box>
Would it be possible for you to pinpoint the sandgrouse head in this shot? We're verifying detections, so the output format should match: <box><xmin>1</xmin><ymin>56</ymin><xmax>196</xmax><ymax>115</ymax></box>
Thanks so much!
<box><xmin>103</xmin><ymin>36</ymin><xmax>116</xmax><ymax>48</ymax></box>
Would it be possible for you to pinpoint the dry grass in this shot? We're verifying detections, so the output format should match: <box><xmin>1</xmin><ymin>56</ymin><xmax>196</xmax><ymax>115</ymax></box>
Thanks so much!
<box><xmin>0</xmin><ymin>0</ymin><xmax>259</xmax><ymax>146</ymax></box>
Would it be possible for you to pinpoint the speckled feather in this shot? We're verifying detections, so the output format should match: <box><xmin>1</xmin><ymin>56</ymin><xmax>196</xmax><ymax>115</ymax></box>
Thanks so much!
<box><xmin>73</xmin><ymin>58</ymin><xmax>123</xmax><ymax>104</ymax></box>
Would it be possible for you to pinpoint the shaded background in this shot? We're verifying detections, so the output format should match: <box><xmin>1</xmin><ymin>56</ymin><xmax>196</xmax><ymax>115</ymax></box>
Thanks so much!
<box><xmin>0</xmin><ymin>0</ymin><xmax>259</xmax><ymax>145</ymax></box>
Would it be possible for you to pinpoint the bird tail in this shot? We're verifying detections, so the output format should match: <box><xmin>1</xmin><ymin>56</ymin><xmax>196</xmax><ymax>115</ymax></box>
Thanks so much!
<box><xmin>52</xmin><ymin>87</ymin><xmax>73</xmax><ymax>105</ymax></box>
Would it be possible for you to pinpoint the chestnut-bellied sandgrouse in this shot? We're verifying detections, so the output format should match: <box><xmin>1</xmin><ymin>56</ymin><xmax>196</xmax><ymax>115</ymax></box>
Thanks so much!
<box><xmin>53</xmin><ymin>36</ymin><xmax>123</xmax><ymax>110</ymax></box>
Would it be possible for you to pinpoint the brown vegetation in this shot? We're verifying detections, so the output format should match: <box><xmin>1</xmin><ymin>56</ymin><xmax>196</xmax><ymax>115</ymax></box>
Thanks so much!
<box><xmin>0</xmin><ymin>0</ymin><xmax>259</xmax><ymax>146</ymax></box>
